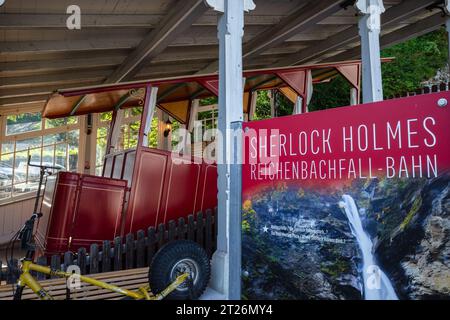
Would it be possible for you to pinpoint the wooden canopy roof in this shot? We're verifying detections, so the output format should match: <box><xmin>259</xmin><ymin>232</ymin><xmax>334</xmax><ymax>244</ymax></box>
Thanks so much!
<box><xmin>42</xmin><ymin>59</ymin><xmax>392</xmax><ymax>123</ymax></box>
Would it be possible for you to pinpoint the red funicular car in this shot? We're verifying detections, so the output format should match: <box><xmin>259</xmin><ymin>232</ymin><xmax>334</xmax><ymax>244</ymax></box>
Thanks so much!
<box><xmin>35</xmin><ymin>61</ymin><xmax>369</xmax><ymax>255</ymax></box>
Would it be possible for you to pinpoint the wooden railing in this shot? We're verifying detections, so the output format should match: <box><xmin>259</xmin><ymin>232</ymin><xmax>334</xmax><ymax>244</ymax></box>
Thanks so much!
<box><xmin>386</xmin><ymin>82</ymin><xmax>449</xmax><ymax>100</ymax></box>
<box><xmin>1</xmin><ymin>209</ymin><xmax>216</xmax><ymax>284</ymax></box>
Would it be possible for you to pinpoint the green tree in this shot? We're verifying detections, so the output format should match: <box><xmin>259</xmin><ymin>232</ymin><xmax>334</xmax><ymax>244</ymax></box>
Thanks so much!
<box><xmin>308</xmin><ymin>75</ymin><xmax>351</xmax><ymax>112</ymax></box>
<box><xmin>381</xmin><ymin>27</ymin><xmax>448</xmax><ymax>97</ymax></box>
<box><xmin>296</xmin><ymin>28</ymin><xmax>449</xmax><ymax>112</ymax></box>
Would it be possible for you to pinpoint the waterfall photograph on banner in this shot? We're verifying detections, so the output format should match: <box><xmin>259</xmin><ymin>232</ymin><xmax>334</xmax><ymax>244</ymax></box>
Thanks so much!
<box><xmin>241</xmin><ymin>93</ymin><xmax>450</xmax><ymax>300</ymax></box>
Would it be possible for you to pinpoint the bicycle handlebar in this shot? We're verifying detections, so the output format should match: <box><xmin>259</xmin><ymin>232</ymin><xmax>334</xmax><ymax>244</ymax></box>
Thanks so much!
<box><xmin>27</xmin><ymin>155</ymin><xmax>61</xmax><ymax>170</ymax></box>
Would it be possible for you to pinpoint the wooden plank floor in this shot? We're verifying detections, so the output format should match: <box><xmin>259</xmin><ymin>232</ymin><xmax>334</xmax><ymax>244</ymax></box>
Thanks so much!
<box><xmin>0</xmin><ymin>267</ymin><xmax>149</xmax><ymax>300</ymax></box>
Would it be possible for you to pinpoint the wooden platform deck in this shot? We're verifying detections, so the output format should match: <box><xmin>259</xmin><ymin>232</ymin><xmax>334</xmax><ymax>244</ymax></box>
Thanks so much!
<box><xmin>0</xmin><ymin>267</ymin><xmax>149</xmax><ymax>300</ymax></box>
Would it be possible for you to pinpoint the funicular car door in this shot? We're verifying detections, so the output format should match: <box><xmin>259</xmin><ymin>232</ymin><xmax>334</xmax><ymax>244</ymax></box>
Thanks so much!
<box><xmin>67</xmin><ymin>173</ymin><xmax>128</xmax><ymax>249</ymax></box>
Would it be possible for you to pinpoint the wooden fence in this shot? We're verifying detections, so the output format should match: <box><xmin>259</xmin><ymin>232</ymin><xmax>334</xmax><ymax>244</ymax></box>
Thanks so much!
<box><xmin>1</xmin><ymin>208</ymin><xmax>216</xmax><ymax>284</ymax></box>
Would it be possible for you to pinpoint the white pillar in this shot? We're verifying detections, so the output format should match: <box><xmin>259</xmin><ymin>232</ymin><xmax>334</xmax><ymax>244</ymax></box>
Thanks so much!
<box><xmin>157</xmin><ymin>110</ymin><xmax>171</xmax><ymax>151</ymax></box>
<box><xmin>350</xmin><ymin>87</ymin><xmax>359</xmax><ymax>105</ymax></box>
<box><xmin>188</xmin><ymin>99</ymin><xmax>200</xmax><ymax>132</ymax></box>
<box><xmin>293</xmin><ymin>96</ymin><xmax>303</xmax><ymax>115</ymax></box>
<box><xmin>205</xmin><ymin>0</ymin><xmax>255</xmax><ymax>300</ymax></box>
<box><xmin>109</xmin><ymin>109</ymin><xmax>124</xmax><ymax>153</ymax></box>
<box><xmin>248</xmin><ymin>91</ymin><xmax>257</xmax><ymax>121</ymax></box>
<box><xmin>270</xmin><ymin>90</ymin><xmax>275</xmax><ymax>117</ymax></box>
<box><xmin>355</xmin><ymin>0</ymin><xmax>385</xmax><ymax>103</ymax></box>
<box><xmin>83</xmin><ymin>114</ymin><xmax>93</xmax><ymax>174</ymax></box>
<box><xmin>142</xmin><ymin>87</ymin><xmax>158</xmax><ymax>147</ymax></box>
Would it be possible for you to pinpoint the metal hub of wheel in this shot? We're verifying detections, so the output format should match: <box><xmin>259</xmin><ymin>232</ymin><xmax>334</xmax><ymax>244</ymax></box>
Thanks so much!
<box><xmin>170</xmin><ymin>258</ymin><xmax>199</xmax><ymax>291</ymax></box>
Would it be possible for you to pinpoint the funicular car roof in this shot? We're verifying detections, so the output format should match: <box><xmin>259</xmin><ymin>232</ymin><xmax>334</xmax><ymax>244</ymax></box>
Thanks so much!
<box><xmin>42</xmin><ymin>58</ymin><xmax>392</xmax><ymax>123</ymax></box>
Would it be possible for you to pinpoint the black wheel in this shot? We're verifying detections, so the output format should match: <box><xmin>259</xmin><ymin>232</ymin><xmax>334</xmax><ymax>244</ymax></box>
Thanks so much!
<box><xmin>149</xmin><ymin>240</ymin><xmax>210</xmax><ymax>300</ymax></box>
<box><xmin>13</xmin><ymin>285</ymin><xmax>24</xmax><ymax>300</ymax></box>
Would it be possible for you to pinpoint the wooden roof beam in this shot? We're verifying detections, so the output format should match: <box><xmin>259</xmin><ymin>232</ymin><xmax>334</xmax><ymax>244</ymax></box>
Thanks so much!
<box><xmin>0</xmin><ymin>13</ymin><xmax>285</xmax><ymax>29</ymax></box>
<box><xmin>104</xmin><ymin>0</ymin><xmax>209</xmax><ymax>83</ymax></box>
<box><xmin>0</xmin><ymin>39</ymin><xmax>139</xmax><ymax>57</ymax></box>
<box><xmin>0</xmin><ymin>69</ymin><xmax>111</xmax><ymax>89</ymax></box>
<box><xmin>196</xmin><ymin>0</ymin><xmax>347</xmax><ymax>74</ymax></box>
<box><xmin>242</xmin><ymin>0</ymin><xmax>347</xmax><ymax>59</ymax></box>
<box><xmin>274</xmin><ymin>0</ymin><xmax>437</xmax><ymax>67</ymax></box>
<box><xmin>0</xmin><ymin>56</ymin><xmax>125</xmax><ymax>77</ymax></box>
<box><xmin>324</xmin><ymin>12</ymin><xmax>446</xmax><ymax>62</ymax></box>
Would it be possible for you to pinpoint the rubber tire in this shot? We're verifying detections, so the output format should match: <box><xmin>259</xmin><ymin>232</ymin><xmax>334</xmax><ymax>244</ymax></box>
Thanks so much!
<box><xmin>149</xmin><ymin>240</ymin><xmax>210</xmax><ymax>300</ymax></box>
<box><xmin>13</xmin><ymin>285</ymin><xmax>24</xmax><ymax>300</ymax></box>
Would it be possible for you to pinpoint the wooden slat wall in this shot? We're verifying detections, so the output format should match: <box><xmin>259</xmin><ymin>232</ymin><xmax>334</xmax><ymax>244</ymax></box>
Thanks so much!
<box><xmin>0</xmin><ymin>197</ymin><xmax>35</xmax><ymax>245</ymax></box>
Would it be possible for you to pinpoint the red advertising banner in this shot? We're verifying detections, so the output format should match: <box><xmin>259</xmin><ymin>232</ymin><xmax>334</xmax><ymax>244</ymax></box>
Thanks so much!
<box><xmin>241</xmin><ymin>92</ymin><xmax>450</xmax><ymax>300</ymax></box>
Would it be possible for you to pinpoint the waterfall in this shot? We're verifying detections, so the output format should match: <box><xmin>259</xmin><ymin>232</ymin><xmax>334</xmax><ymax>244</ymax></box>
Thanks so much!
<box><xmin>340</xmin><ymin>194</ymin><xmax>399</xmax><ymax>300</ymax></box>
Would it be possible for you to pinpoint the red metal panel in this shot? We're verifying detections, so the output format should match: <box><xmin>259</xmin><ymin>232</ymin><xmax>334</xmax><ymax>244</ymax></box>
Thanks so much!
<box><xmin>124</xmin><ymin>149</ymin><xmax>168</xmax><ymax>232</ymax></box>
<box><xmin>200</xmin><ymin>165</ymin><xmax>218</xmax><ymax>212</ymax></box>
<box><xmin>41</xmin><ymin>172</ymin><xmax>79</xmax><ymax>255</ymax></box>
<box><xmin>35</xmin><ymin>175</ymin><xmax>57</xmax><ymax>251</ymax></box>
<box><xmin>160</xmin><ymin>162</ymin><xmax>202</xmax><ymax>224</ymax></box>
<box><xmin>69</xmin><ymin>175</ymin><xmax>127</xmax><ymax>249</ymax></box>
<box><xmin>41</xmin><ymin>172</ymin><xmax>127</xmax><ymax>255</ymax></box>
<box><xmin>275</xmin><ymin>70</ymin><xmax>307</xmax><ymax>97</ymax></box>
<box><xmin>123</xmin><ymin>147</ymin><xmax>218</xmax><ymax>233</ymax></box>
<box><xmin>198</xmin><ymin>79</ymin><xmax>219</xmax><ymax>96</ymax></box>
<box><xmin>336</xmin><ymin>63</ymin><xmax>361</xmax><ymax>89</ymax></box>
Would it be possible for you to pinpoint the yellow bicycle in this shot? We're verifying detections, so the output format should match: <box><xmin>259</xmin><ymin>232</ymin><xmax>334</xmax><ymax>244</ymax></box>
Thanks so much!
<box><xmin>8</xmin><ymin>213</ymin><xmax>210</xmax><ymax>300</ymax></box>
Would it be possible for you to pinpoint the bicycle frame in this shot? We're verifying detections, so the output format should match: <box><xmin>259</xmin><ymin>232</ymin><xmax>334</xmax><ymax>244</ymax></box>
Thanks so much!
<box><xmin>15</xmin><ymin>259</ymin><xmax>189</xmax><ymax>300</ymax></box>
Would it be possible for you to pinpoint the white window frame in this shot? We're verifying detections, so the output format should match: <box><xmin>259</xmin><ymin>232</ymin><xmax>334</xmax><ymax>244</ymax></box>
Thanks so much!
<box><xmin>91</xmin><ymin>108</ymin><xmax>144</xmax><ymax>176</ymax></box>
<box><xmin>0</xmin><ymin>106</ymin><xmax>85</xmax><ymax>203</ymax></box>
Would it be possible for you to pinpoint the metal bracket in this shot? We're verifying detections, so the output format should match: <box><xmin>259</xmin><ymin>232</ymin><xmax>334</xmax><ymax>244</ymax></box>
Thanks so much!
<box><xmin>341</xmin><ymin>0</ymin><xmax>356</xmax><ymax>10</ymax></box>
<box><xmin>69</xmin><ymin>95</ymin><xmax>86</xmax><ymax>116</ymax></box>
<box><xmin>204</xmin><ymin>0</ymin><xmax>255</xmax><ymax>13</ymax></box>
<box><xmin>426</xmin><ymin>0</ymin><xmax>448</xmax><ymax>16</ymax></box>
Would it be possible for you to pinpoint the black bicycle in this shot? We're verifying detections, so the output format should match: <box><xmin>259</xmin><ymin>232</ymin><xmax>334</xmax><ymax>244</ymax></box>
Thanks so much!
<box><xmin>5</xmin><ymin>156</ymin><xmax>61</xmax><ymax>278</ymax></box>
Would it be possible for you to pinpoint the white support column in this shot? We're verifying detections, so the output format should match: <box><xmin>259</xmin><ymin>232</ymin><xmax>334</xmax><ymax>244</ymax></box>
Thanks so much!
<box><xmin>350</xmin><ymin>87</ymin><xmax>359</xmax><ymax>105</ymax></box>
<box><xmin>248</xmin><ymin>91</ymin><xmax>257</xmax><ymax>121</ymax></box>
<box><xmin>305</xmin><ymin>69</ymin><xmax>313</xmax><ymax>112</ymax></box>
<box><xmin>142</xmin><ymin>86</ymin><xmax>158</xmax><ymax>147</ymax></box>
<box><xmin>270</xmin><ymin>90</ymin><xmax>275</xmax><ymax>117</ymax></box>
<box><xmin>83</xmin><ymin>114</ymin><xmax>92</xmax><ymax>174</ymax></box>
<box><xmin>355</xmin><ymin>0</ymin><xmax>385</xmax><ymax>103</ymax></box>
<box><xmin>163</xmin><ymin>113</ymin><xmax>171</xmax><ymax>151</ymax></box>
<box><xmin>293</xmin><ymin>96</ymin><xmax>303</xmax><ymax>115</ymax></box>
<box><xmin>293</xmin><ymin>70</ymin><xmax>313</xmax><ymax>115</ymax></box>
<box><xmin>188</xmin><ymin>99</ymin><xmax>200</xmax><ymax>132</ymax></box>
<box><xmin>157</xmin><ymin>109</ymin><xmax>171</xmax><ymax>151</ymax></box>
<box><xmin>205</xmin><ymin>0</ymin><xmax>255</xmax><ymax>300</ymax></box>
<box><xmin>109</xmin><ymin>109</ymin><xmax>124</xmax><ymax>153</ymax></box>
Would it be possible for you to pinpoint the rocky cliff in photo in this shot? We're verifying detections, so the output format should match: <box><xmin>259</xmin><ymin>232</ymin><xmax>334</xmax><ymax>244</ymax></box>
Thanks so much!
<box><xmin>242</xmin><ymin>172</ymin><xmax>450</xmax><ymax>300</ymax></box>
